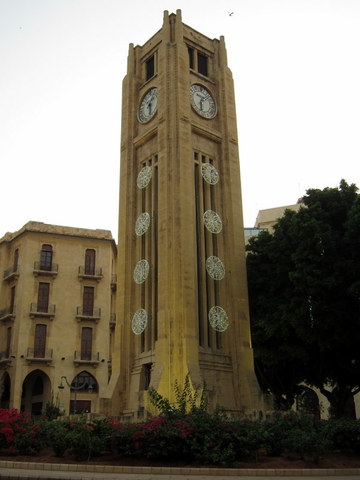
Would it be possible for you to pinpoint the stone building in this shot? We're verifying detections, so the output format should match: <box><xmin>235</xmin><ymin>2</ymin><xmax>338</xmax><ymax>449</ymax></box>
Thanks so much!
<box><xmin>106</xmin><ymin>10</ymin><xmax>263</xmax><ymax>418</ymax></box>
<box><xmin>0</xmin><ymin>10</ymin><xmax>263</xmax><ymax>418</ymax></box>
<box><xmin>0</xmin><ymin>221</ymin><xmax>116</xmax><ymax>415</ymax></box>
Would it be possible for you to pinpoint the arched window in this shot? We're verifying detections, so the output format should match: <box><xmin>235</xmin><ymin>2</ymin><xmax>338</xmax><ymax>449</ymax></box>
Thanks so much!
<box><xmin>71</xmin><ymin>371</ymin><xmax>98</xmax><ymax>392</ymax></box>
<box><xmin>84</xmin><ymin>249</ymin><xmax>96</xmax><ymax>275</ymax></box>
<box><xmin>40</xmin><ymin>244</ymin><xmax>53</xmax><ymax>271</ymax></box>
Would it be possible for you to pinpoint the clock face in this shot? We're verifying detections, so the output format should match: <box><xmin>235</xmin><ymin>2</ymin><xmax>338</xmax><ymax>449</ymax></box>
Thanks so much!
<box><xmin>138</xmin><ymin>87</ymin><xmax>158</xmax><ymax>123</ymax></box>
<box><xmin>190</xmin><ymin>84</ymin><xmax>217</xmax><ymax>119</ymax></box>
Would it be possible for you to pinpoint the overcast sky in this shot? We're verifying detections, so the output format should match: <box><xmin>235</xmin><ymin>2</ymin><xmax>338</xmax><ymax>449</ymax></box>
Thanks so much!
<box><xmin>1</xmin><ymin>0</ymin><xmax>359</xmax><ymax>239</ymax></box>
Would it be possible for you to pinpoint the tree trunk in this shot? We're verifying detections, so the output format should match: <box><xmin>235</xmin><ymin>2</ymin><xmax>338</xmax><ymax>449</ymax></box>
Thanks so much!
<box><xmin>319</xmin><ymin>386</ymin><xmax>356</xmax><ymax>419</ymax></box>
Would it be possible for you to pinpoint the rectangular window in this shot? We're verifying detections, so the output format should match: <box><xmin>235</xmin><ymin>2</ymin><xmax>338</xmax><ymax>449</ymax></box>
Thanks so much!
<box><xmin>83</xmin><ymin>286</ymin><xmax>94</xmax><ymax>316</ymax></box>
<box><xmin>10</xmin><ymin>286</ymin><xmax>15</xmax><ymax>314</ymax></box>
<box><xmin>197</xmin><ymin>52</ymin><xmax>208</xmax><ymax>76</ymax></box>
<box><xmin>40</xmin><ymin>245</ymin><xmax>53</xmax><ymax>271</ymax></box>
<box><xmin>81</xmin><ymin>327</ymin><xmax>92</xmax><ymax>360</ymax></box>
<box><xmin>188</xmin><ymin>47</ymin><xmax>194</xmax><ymax>69</ymax></box>
<box><xmin>34</xmin><ymin>324</ymin><xmax>46</xmax><ymax>358</ymax></box>
<box><xmin>13</xmin><ymin>249</ymin><xmax>19</xmax><ymax>271</ymax></box>
<box><xmin>141</xmin><ymin>363</ymin><xmax>152</xmax><ymax>390</ymax></box>
<box><xmin>6</xmin><ymin>327</ymin><xmax>12</xmax><ymax>358</ymax></box>
<box><xmin>146</xmin><ymin>55</ymin><xmax>155</xmax><ymax>80</ymax></box>
<box><xmin>84</xmin><ymin>249</ymin><xmax>96</xmax><ymax>275</ymax></box>
<box><xmin>37</xmin><ymin>283</ymin><xmax>50</xmax><ymax>313</ymax></box>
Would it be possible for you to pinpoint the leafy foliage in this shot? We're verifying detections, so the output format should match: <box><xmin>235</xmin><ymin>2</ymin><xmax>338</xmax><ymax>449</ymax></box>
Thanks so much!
<box><xmin>247</xmin><ymin>180</ymin><xmax>360</xmax><ymax>418</ymax></box>
<box><xmin>1</xmin><ymin>409</ymin><xmax>360</xmax><ymax>465</ymax></box>
<box><xmin>147</xmin><ymin>374</ymin><xmax>208</xmax><ymax>417</ymax></box>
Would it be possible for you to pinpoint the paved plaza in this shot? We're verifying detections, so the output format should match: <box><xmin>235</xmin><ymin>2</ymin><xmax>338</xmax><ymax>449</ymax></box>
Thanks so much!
<box><xmin>1</xmin><ymin>461</ymin><xmax>360</xmax><ymax>480</ymax></box>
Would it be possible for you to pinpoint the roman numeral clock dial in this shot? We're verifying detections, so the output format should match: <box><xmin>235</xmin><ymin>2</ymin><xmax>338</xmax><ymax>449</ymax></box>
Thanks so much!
<box><xmin>190</xmin><ymin>84</ymin><xmax>217</xmax><ymax>119</ymax></box>
<box><xmin>138</xmin><ymin>87</ymin><xmax>158</xmax><ymax>123</ymax></box>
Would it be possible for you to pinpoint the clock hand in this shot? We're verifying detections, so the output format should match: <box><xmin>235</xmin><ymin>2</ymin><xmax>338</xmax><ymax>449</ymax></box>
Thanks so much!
<box><xmin>147</xmin><ymin>99</ymin><xmax>153</xmax><ymax>114</ymax></box>
<box><xmin>195</xmin><ymin>92</ymin><xmax>206</xmax><ymax>110</ymax></box>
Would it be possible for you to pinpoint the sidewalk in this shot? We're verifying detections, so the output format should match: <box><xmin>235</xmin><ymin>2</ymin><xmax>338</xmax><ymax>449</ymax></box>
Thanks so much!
<box><xmin>1</xmin><ymin>460</ymin><xmax>360</xmax><ymax>480</ymax></box>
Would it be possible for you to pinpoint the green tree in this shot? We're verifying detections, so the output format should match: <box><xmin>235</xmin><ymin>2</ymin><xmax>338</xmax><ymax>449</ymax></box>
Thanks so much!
<box><xmin>246</xmin><ymin>180</ymin><xmax>360</xmax><ymax>418</ymax></box>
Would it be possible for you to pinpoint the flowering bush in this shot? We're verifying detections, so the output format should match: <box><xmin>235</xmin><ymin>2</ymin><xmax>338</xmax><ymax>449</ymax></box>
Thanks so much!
<box><xmin>109</xmin><ymin>410</ymin><xmax>265</xmax><ymax>465</ymax></box>
<box><xmin>0</xmin><ymin>409</ymin><xmax>41</xmax><ymax>455</ymax></box>
<box><xmin>1</xmin><ymin>406</ymin><xmax>360</xmax><ymax>465</ymax></box>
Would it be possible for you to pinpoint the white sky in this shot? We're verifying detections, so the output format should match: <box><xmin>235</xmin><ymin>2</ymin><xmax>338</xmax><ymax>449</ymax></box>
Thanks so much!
<box><xmin>1</xmin><ymin>0</ymin><xmax>359</xmax><ymax>240</ymax></box>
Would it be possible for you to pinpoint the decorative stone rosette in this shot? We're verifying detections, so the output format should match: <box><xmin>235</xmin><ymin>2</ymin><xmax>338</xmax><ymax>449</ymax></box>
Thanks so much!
<box><xmin>206</xmin><ymin>256</ymin><xmax>225</xmax><ymax>280</ymax></box>
<box><xmin>133</xmin><ymin>259</ymin><xmax>150</xmax><ymax>284</ymax></box>
<box><xmin>203</xmin><ymin>210</ymin><xmax>222</xmax><ymax>234</ymax></box>
<box><xmin>208</xmin><ymin>306</ymin><xmax>229</xmax><ymax>332</ymax></box>
<box><xmin>135</xmin><ymin>212</ymin><xmax>150</xmax><ymax>236</ymax></box>
<box><xmin>137</xmin><ymin>166</ymin><xmax>152</xmax><ymax>189</ymax></box>
<box><xmin>201</xmin><ymin>163</ymin><xmax>219</xmax><ymax>185</ymax></box>
<box><xmin>132</xmin><ymin>309</ymin><xmax>148</xmax><ymax>335</ymax></box>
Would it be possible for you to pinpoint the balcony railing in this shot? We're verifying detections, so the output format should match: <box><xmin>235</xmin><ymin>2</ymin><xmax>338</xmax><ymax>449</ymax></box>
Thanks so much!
<box><xmin>26</xmin><ymin>348</ymin><xmax>53</xmax><ymax>365</ymax></box>
<box><xmin>0</xmin><ymin>306</ymin><xmax>16</xmax><ymax>323</ymax></box>
<box><xmin>33</xmin><ymin>262</ymin><xmax>58</xmax><ymax>277</ymax></box>
<box><xmin>29</xmin><ymin>303</ymin><xmax>56</xmax><ymax>319</ymax></box>
<box><xmin>76</xmin><ymin>306</ymin><xmax>101</xmax><ymax>322</ymax></box>
<box><xmin>78</xmin><ymin>266</ymin><xmax>103</xmax><ymax>281</ymax></box>
<box><xmin>73</xmin><ymin>351</ymin><xmax>100</xmax><ymax>367</ymax></box>
<box><xmin>3</xmin><ymin>265</ymin><xmax>19</xmax><ymax>282</ymax></box>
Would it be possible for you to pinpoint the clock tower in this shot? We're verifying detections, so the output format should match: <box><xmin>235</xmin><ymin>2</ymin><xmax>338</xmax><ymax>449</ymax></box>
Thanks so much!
<box><xmin>107</xmin><ymin>10</ymin><xmax>263</xmax><ymax>418</ymax></box>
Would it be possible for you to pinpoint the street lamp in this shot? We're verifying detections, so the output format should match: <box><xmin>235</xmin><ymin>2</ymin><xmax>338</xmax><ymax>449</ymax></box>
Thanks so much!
<box><xmin>58</xmin><ymin>375</ymin><xmax>93</xmax><ymax>414</ymax></box>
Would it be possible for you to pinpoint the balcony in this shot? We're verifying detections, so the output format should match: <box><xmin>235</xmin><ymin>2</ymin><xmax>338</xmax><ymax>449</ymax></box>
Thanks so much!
<box><xmin>0</xmin><ymin>306</ymin><xmax>16</xmax><ymax>323</ymax></box>
<box><xmin>3</xmin><ymin>265</ymin><xmax>19</xmax><ymax>282</ymax></box>
<box><xmin>0</xmin><ymin>350</ymin><xmax>13</xmax><ymax>367</ymax></box>
<box><xmin>76</xmin><ymin>306</ymin><xmax>101</xmax><ymax>323</ymax></box>
<box><xmin>111</xmin><ymin>274</ymin><xmax>117</xmax><ymax>291</ymax></box>
<box><xmin>73</xmin><ymin>351</ymin><xmax>100</xmax><ymax>367</ymax></box>
<box><xmin>33</xmin><ymin>262</ymin><xmax>58</xmax><ymax>278</ymax></box>
<box><xmin>78</xmin><ymin>266</ymin><xmax>103</xmax><ymax>282</ymax></box>
<box><xmin>110</xmin><ymin>313</ymin><xmax>116</xmax><ymax>328</ymax></box>
<box><xmin>26</xmin><ymin>348</ymin><xmax>53</xmax><ymax>365</ymax></box>
<box><xmin>29</xmin><ymin>303</ymin><xmax>56</xmax><ymax>319</ymax></box>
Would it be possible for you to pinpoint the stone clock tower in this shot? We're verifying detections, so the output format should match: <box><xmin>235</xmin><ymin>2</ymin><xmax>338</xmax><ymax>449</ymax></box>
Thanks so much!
<box><xmin>106</xmin><ymin>10</ymin><xmax>262</xmax><ymax>418</ymax></box>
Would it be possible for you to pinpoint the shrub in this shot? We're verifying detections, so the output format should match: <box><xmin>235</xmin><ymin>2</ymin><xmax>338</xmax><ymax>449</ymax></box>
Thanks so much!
<box><xmin>41</xmin><ymin>401</ymin><xmax>63</xmax><ymax>421</ymax></box>
<box><xmin>263</xmin><ymin>411</ymin><xmax>330</xmax><ymax>461</ymax></box>
<box><xmin>0</xmin><ymin>409</ymin><xmax>41</xmax><ymax>455</ymax></box>
<box><xmin>321</xmin><ymin>418</ymin><xmax>360</xmax><ymax>453</ymax></box>
<box><xmin>184</xmin><ymin>410</ymin><xmax>265</xmax><ymax>465</ymax></box>
<box><xmin>65</xmin><ymin>417</ymin><xmax>111</xmax><ymax>461</ymax></box>
<box><xmin>42</xmin><ymin>421</ymin><xmax>69</xmax><ymax>457</ymax></box>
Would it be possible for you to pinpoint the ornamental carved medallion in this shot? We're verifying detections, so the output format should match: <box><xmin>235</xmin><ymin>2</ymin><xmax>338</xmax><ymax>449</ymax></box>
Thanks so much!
<box><xmin>137</xmin><ymin>166</ymin><xmax>152</xmax><ymax>189</ymax></box>
<box><xmin>208</xmin><ymin>306</ymin><xmax>229</xmax><ymax>332</ymax></box>
<box><xmin>132</xmin><ymin>309</ymin><xmax>148</xmax><ymax>335</ymax></box>
<box><xmin>201</xmin><ymin>163</ymin><xmax>219</xmax><ymax>185</ymax></box>
<box><xmin>203</xmin><ymin>210</ymin><xmax>223</xmax><ymax>234</ymax></box>
<box><xmin>133</xmin><ymin>259</ymin><xmax>150</xmax><ymax>284</ymax></box>
<box><xmin>206</xmin><ymin>256</ymin><xmax>225</xmax><ymax>280</ymax></box>
<box><xmin>135</xmin><ymin>212</ymin><xmax>150</xmax><ymax>236</ymax></box>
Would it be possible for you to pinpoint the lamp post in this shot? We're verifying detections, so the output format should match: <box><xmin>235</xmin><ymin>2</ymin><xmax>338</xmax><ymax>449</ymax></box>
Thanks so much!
<box><xmin>58</xmin><ymin>375</ymin><xmax>93</xmax><ymax>414</ymax></box>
